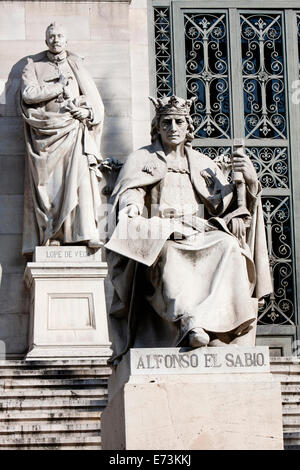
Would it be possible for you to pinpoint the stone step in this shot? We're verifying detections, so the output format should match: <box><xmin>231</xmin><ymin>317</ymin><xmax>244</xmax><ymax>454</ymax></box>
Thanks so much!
<box><xmin>268</xmin><ymin>374</ymin><xmax>300</xmax><ymax>383</ymax></box>
<box><xmin>271</xmin><ymin>367</ymin><xmax>300</xmax><ymax>376</ymax></box>
<box><xmin>0</xmin><ymin>378</ymin><xmax>107</xmax><ymax>389</ymax></box>
<box><xmin>0</xmin><ymin>368</ymin><xmax>110</xmax><ymax>378</ymax></box>
<box><xmin>0</xmin><ymin>388</ymin><xmax>107</xmax><ymax>399</ymax></box>
<box><xmin>0</xmin><ymin>360</ymin><xmax>109</xmax><ymax>368</ymax></box>
<box><xmin>283</xmin><ymin>418</ymin><xmax>300</xmax><ymax>428</ymax></box>
<box><xmin>0</xmin><ymin>409</ymin><xmax>102</xmax><ymax>421</ymax></box>
<box><xmin>283</xmin><ymin>416</ymin><xmax>300</xmax><ymax>427</ymax></box>
<box><xmin>0</xmin><ymin>397</ymin><xmax>107</xmax><ymax>410</ymax></box>
<box><xmin>282</xmin><ymin>396</ymin><xmax>300</xmax><ymax>404</ymax></box>
<box><xmin>0</xmin><ymin>422</ymin><xmax>101</xmax><ymax>434</ymax></box>
<box><xmin>271</xmin><ymin>362</ymin><xmax>300</xmax><ymax>369</ymax></box>
<box><xmin>282</xmin><ymin>407</ymin><xmax>300</xmax><ymax>415</ymax></box>
<box><xmin>273</xmin><ymin>372</ymin><xmax>298</xmax><ymax>379</ymax></box>
<box><xmin>283</xmin><ymin>432</ymin><xmax>300</xmax><ymax>447</ymax></box>
<box><xmin>2</xmin><ymin>358</ymin><xmax>299</xmax><ymax>450</ymax></box>
<box><xmin>281</xmin><ymin>384</ymin><xmax>300</xmax><ymax>394</ymax></box>
<box><xmin>0</xmin><ymin>360</ymin><xmax>109</xmax><ymax>450</ymax></box>
<box><xmin>0</xmin><ymin>430</ymin><xmax>101</xmax><ymax>440</ymax></box>
<box><xmin>284</xmin><ymin>428</ymin><xmax>300</xmax><ymax>434</ymax></box>
<box><xmin>271</xmin><ymin>357</ymin><xmax>300</xmax><ymax>363</ymax></box>
<box><xmin>0</xmin><ymin>435</ymin><xmax>101</xmax><ymax>449</ymax></box>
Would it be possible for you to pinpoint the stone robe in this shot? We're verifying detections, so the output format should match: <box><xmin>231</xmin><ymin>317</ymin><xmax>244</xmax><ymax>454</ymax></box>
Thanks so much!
<box><xmin>106</xmin><ymin>140</ymin><xmax>272</xmax><ymax>363</ymax></box>
<box><xmin>21</xmin><ymin>50</ymin><xmax>104</xmax><ymax>255</ymax></box>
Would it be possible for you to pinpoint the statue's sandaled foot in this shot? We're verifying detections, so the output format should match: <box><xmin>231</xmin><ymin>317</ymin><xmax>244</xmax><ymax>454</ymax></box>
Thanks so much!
<box><xmin>88</xmin><ymin>239</ymin><xmax>103</xmax><ymax>249</ymax></box>
<box><xmin>189</xmin><ymin>328</ymin><xmax>210</xmax><ymax>347</ymax></box>
<box><xmin>49</xmin><ymin>239</ymin><xmax>61</xmax><ymax>246</ymax></box>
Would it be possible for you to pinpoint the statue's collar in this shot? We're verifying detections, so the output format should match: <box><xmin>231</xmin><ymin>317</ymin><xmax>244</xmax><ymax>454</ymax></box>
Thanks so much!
<box><xmin>142</xmin><ymin>140</ymin><xmax>191</xmax><ymax>176</ymax></box>
<box><xmin>47</xmin><ymin>50</ymin><xmax>68</xmax><ymax>65</ymax></box>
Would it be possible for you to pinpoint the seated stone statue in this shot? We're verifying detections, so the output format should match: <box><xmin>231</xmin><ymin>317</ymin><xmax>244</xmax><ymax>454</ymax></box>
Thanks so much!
<box><xmin>21</xmin><ymin>22</ymin><xmax>104</xmax><ymax>255</ymax></box>
<box><xmin>106</xmin><ymin>95</ymin><xmax>272</xmax><ymax>364</ymax></box>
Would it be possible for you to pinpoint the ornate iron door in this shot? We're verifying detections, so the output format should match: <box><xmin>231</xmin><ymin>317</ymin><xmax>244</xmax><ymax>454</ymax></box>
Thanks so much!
<box><xmin>150</xmin><ymin>1</ymin><xmax>300</xmax><ymax>355</ymax></box>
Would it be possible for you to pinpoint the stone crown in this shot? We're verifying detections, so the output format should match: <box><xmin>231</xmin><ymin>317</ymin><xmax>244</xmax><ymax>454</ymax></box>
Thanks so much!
<box><xmin>149</xmin><ymin>95</ymin><xmax>196</xmax><ymax>116</ymax></box>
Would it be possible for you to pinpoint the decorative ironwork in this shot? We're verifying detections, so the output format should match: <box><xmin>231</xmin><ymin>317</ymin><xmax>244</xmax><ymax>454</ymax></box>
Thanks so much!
<box><xmin>195</xmin><ymin>146</ymin><xmax>232</xmax><ymax>180</ymax></box>
<box><xmin>153</xmin><ymin>7</ymin><xmax>296</xmax><ymax>329</ymax></box>
<box><xmin>194</xmin><ymin>147</ymin><xmax>294</xmax><ymax>324</ymax></box>
<box><xmin>246</xmin><ymin>147</ymin><xmax>289</xmax><ymax>188</ymax></box>
<box><xmin>184</xmin><ymin>13</ymin><xmax>231</xmax><ymax>139</ymax></box>
<box><xmin>258</xmin><ymin>197</ymin><xmax>295</xmax><ymax>325</ymax></box>
<box><xmin>195</xmin><ymin>146</ymin><xmax>289</xmax><ymax>189</ymax></box>
<box><xmin>194</xmin><ymin>146</ymin><xmax>231</xmax><ymax>160</ymax></box>
<box><xmin>154</xmin><ymin>7</ymin><xmax>173</xmax><ymax>98</ymax></box>
<box><xmin>240</xmin><ymin>14</ymin><xmax>287</xmax><ymax>139</ymax></box>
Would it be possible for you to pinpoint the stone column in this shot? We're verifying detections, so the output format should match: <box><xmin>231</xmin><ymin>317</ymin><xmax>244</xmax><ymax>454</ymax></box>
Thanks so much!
<box><xmin>24</xmin><ymin>247</ymin><xmax>111</xmax><ymax>360</ymax></box>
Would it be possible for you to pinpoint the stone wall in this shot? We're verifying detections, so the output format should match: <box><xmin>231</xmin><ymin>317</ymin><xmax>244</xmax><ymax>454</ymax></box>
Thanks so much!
<box><xmin>0</xmin><ymin>0</ymin><xmax>151</xmax><ymax>356</ymax></box>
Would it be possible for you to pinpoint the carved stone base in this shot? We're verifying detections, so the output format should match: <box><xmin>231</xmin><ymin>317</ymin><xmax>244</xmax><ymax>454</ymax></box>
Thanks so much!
<box><xmin>101</xmin><ymin>347</ymin><xmax>283</xmax><ymax>450</ymax></box>
<box><xmin>24</xmin><ymin>247</ymin><xmax>111</xmax><ymax>360</ymax></box>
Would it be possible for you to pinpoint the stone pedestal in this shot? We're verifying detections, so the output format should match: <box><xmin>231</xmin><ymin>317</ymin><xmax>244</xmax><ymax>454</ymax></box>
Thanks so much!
<box><xmin>24</xmin><ymin>247</ymin><xmax>111</xmax><ymax>360</ymax></box>
<box><xmin>101</xmin><ymin>347</ymin><xmax>283</xmax><ymax>450</ymax></box>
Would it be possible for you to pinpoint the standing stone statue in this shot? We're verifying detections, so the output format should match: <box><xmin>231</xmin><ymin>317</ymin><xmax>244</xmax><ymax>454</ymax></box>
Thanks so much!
<box><xmin>106</xmin><ymin>95</ymin><xmax>272</xmax><ymax>364</ymax></box>
<box><xmin>21</xmin><ymin>22</ymin><xmax>104</xmax><ymax>254</ymax></box>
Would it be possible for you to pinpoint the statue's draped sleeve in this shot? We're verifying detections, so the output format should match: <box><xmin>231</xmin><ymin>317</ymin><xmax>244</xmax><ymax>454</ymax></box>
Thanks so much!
<box><xmin>118</xmin><ymin>188</ymin><xmax>147</xmax><ymax>214</ymax></box>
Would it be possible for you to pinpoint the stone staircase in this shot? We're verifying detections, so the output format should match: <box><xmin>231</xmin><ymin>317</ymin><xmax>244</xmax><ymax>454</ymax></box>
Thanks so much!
<box><xmin>270</xmin><ymin>357</ymin><xmax>300</xmax><ymax>450</ymax></box>
<box><xmin>0</xmin><ymin>357</ymin><xmax>299</xmax><ymax>449</ymax></box>
<box><xmin>0</xmin><ymin>359</ymin><xmax>110</xmax><ymax>450</ymax></box>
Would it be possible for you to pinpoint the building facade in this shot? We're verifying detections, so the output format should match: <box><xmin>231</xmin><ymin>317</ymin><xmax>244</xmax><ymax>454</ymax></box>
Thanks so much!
<box><xmin>149</xmin><ymin>0</ymin><xmax>300</xmax><ymax>356</ymax></box>
<box><xmin>0</xmin><ymin>0</ymin><xmax>300</xmax><ymax>358</ymax></box>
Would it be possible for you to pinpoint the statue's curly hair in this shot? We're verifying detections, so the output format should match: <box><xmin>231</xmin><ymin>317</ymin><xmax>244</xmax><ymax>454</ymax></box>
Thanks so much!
<box><xmin>150</xmin><ymin>114</ymin><xmax>195</xmax><ymax>147</ymax></box>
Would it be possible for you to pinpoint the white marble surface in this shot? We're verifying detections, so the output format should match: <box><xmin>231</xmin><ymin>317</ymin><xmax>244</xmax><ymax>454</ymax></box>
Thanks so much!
<box><xmin>102</xmin><ymin>365</ymin><xmax>284</xmax><ymax>450</ymax></box>
<box><xmin>24</xmin><ymin>256</ymin><xmax>111</xmax><ymax>360</ymax></box>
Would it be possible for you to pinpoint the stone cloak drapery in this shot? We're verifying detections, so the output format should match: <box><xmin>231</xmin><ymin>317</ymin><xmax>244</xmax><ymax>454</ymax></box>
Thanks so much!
<box><xmin>21</xmin><ymin>52</ymin><xmax>104</xmax><ymax>255</ymax></box>
<box><xmin>106</xmin><ymin>142</ymin><xmax>273</xmax><ymax>362</ymax></box>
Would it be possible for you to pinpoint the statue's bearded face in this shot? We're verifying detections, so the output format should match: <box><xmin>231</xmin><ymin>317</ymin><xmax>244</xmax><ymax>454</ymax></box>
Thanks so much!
<box><xmin>46</xmin><ymin>26</ymin><xmax>67</xmax><ymax>54</ymax></box>
<box><xmin>158</xmin><ymin>114</ymin><xmax>189</xmax><ymax>147</ymax></box>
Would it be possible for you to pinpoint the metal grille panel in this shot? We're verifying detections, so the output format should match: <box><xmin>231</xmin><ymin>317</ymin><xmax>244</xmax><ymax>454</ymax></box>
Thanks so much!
<box><xmin>259</xmin><ymin>196</ymin><xmax>294</xmax><ymax>325</ymax></box>
<box><xmin>154</xmin><ymin>7</ymin><xmax>173</xmax><ymax>98</ymax></box>
<box><xmin>152</xmin><ymin>4</ymin><xmax>298</xmax><ymax>331</ymax></box>
<box><xmin>240</xmin><ymin>13</ymin><xmax>287</xmax><ymax>139</ymax></box>
<box><xmin>184</xmin><ymin>13</ymin><xmax>231</xmax><ymax>139</ymax></box>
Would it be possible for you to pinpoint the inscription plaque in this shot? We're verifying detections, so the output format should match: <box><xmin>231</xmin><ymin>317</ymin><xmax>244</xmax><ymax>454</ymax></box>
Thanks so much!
<box><xmin>130</xmin><ymin>347</ymin><xmax>270</xmax><ymax>375</ymax></box>
<box><xmin>34</xmin><ymin>246</ymin><xmax>102</xmax><ymax>262</ymax></box>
